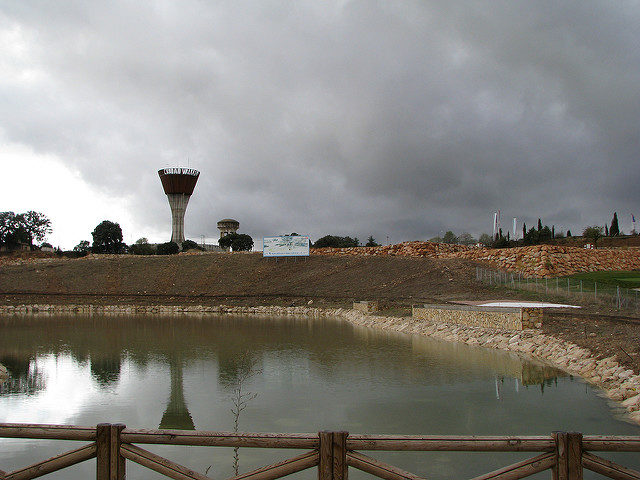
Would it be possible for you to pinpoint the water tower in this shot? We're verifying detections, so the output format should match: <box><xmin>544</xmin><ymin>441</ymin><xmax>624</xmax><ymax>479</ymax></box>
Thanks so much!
<box><xmin>158</xmin><ymin>168</ymin><xmax>200</xmax><ymax>244</ymax></box>
<box><xmin>217</xmin><ymin>218</ymin><xmax>240</xmax><ymax>239</ymax></box>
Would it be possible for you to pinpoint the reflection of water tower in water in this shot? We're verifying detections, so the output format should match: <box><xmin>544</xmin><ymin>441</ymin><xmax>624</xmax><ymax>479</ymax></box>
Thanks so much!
<box><xmin>158</xmin><ymin>168</ymin><xmax>200</xmax><ymax>244</ymax></box>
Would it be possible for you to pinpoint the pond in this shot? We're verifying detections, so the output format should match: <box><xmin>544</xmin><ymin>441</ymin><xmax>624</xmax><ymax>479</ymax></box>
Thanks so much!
<box><xmin>0</xmin><ymin>314</ymin><xmax>639</xmax><ymax>479</ymax></box>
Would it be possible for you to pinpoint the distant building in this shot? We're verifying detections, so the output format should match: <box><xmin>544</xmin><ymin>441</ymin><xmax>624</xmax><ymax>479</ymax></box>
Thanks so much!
<box><xmin>201</xmin><ymin>243</ymin><xmax>225</xmax><ymax>252</ymax></box>
<box><xmin>0</xmin><ymin>242</ymin><xmax>30</xmax><ymax>252</ymax></box>
<box><xmin>217</xmin><ymin>219</ymin><xmax>240</xmax><ymax>239</ymax></box>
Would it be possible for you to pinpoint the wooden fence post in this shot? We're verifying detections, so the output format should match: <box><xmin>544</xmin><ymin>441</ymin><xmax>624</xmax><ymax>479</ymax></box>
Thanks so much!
<box><xmin>319</xmin><ymin>431</ymin><xmax>333</xmax><ymax>480</ymax></box>
<box><xmin>333</xmin><ymin>431</ymin><xmax>348</xmax><ymax>480</ymax></box>
<box><xmin>553</xmin><ymin>432</ymin><xmax>582</xmax><ymax>480</ymax></box>
<box><xmin>318</xmin><ymin>431</ymin><xmax>349</xmax><ymax>480</ymax></box>
<box><xmin>553</xmin><ymin>431</ymin><xmax>568</xmax><ymax>480</ymax></box>
<box><xmin>111</xmin><ymin>423</ymin><xmax>126</xmax><ymax>480</ymax></box>
<box><xmin>567</xmin><ymin>432</ymin><xmax>583</xmax><ymax>480</ymax></box>
<box><xmin>97</xmin><ymin>423</ymin><xmax>110</xmax><ymax>480</ymax></box>
<box><xmin>97</xmin><ymin>423</ymin><xmax>126</xmax><ymax>480</ymax></box>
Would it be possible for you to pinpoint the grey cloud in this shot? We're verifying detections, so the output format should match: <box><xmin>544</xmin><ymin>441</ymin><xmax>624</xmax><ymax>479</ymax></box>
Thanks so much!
<box><xmin>1</xmin><ymin>0</ymin><xmax>639</xmax><ymax>244</ymax></box>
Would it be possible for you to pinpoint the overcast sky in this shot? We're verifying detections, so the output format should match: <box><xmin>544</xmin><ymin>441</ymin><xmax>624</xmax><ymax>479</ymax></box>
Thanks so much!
<box><xmin>1</xmin><ymin>1</ymin><xmax>639</xmax><ymax>249</ymax></box>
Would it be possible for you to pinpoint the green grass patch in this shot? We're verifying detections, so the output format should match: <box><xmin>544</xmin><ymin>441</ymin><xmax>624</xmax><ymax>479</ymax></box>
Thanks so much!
<box><xmin>567</xmin><ymin>270</ymin><xmax>640</xmax><ymax>289</ymax></box>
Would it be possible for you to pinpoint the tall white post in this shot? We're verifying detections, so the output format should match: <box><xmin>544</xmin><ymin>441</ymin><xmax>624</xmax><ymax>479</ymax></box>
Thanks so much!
<box><xmin>493</xmin><ymin>212</ymin><xmax>498</xmax><ymax>238</ymax></box>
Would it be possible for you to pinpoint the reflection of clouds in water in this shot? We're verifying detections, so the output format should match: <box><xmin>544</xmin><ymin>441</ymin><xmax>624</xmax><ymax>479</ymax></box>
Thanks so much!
<box><xmin>0</xmin><ymin>355</ymin><xmax>98</xmax><ymax>424</ymax></box>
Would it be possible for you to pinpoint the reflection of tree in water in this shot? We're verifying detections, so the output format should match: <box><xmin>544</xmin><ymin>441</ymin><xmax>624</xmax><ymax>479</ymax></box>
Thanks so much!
<box><xmin>0</xmin><ymin>355</ymin><xmax>46</xmax><ymax>395</ymax></box>
<box><xmin>521</xmin><ymin>363</ymin><xmax>562</xmax><ymax>386</ymax></box>
<box><xmin>218</xmin><ymin>350</ymin><xmax>261</xmax><ymax>390</ymax></box>
<box><xmin>90</xmin><ymin>355</ymin><xmax>122</xmax><ymax>387</ymax></box>
<box><xmin>227</xmin><ymin>352</ymin><xmax>261</xmax><ymax>475</ymax></box>
<box><xmin>159</xmin><ymin>357</ymin><xmax>195</xmax><ymax>430</ymax></box>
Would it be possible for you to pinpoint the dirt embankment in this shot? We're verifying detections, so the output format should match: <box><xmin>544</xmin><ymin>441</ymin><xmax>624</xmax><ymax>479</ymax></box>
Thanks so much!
<box><xmin>0</xmin><ymin>251</ymin><xmax>492</xmax><ymax>308</ymax></box>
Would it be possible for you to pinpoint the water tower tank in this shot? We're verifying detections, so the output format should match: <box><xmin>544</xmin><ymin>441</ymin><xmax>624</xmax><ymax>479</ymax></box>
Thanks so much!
<box><xmin>158</xmin><ymin>168</ymin><xmax>200</xmax><ymax>244</ymax></box>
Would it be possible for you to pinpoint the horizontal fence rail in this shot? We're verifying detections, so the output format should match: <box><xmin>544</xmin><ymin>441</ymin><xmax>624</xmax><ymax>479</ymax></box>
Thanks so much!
<box><xmin>1</xmin><ymin>424</ymin><xmax>640</xmax><ymax>480</ymax></box>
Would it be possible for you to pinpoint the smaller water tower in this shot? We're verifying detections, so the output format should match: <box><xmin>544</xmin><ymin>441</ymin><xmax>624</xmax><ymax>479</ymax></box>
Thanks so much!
<box><xmin>158</xmin><ymin>168</ymin><xmax>200</xmax><ymax>244</ymax></box>
<box><xmin>217</xmin><ymin>219</ymin><xmax>239</xmax><ymax>239</ymax></box>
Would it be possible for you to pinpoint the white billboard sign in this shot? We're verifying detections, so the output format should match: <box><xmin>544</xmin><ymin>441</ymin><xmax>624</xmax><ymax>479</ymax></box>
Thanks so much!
<box><xmin>263</xmin><ymin>236</ymin><xmax>310</xmax><ymax>257</ymax></box>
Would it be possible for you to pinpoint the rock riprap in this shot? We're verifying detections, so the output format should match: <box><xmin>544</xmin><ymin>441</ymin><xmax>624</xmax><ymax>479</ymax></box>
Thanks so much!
<box><xmin>313</xmin><ymin>242</ymin><xmax>640</xmax><ymax>278</ymax></box>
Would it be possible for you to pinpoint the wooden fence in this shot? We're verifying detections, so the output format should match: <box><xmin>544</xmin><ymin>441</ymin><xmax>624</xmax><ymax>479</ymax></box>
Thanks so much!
<box><xmin>1</xmin><ymin>423</ymin><xmax>639</xmax><ymax>480</ymax></box>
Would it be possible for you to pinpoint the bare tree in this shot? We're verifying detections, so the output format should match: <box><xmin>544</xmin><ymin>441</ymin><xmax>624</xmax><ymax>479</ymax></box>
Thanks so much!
<box><xmin>229</xmin><ymin>353</ymin><xmax>261</xmax><ymax>475</ymax></box>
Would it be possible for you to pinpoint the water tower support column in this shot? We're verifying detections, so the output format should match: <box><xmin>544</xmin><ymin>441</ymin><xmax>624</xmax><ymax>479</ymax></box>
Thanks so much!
<box><xmin>167</xmin><ymin>194</ymin><xmax>190</xmax><ymax>244</ymax></box>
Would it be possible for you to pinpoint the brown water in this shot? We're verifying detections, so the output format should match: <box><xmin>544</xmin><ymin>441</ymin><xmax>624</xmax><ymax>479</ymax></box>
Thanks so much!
<box><xmin>0</xmin><ymin>314</ymin><xmax>638</xmax><ymax>479</ymax></box>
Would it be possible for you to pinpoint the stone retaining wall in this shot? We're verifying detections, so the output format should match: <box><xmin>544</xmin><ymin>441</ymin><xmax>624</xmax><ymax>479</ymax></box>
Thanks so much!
<box><xmin>313</xmin><ymin>241</ymin><xmax>640</xmax><ymax>278</ymax></box>
<box><xmin>1</xmin><ymin>303</ymin><xmax>639</xmax><ymax>425</ymax></box>
<box><xmin>352</xmin><ymin>301</ymin><xmax>378</xmax><ymax>314</ymax></box>
<box><xmin>412</xmin><ymin>304</ymin><xmax>542</xmax><ymax>331</ymax></box>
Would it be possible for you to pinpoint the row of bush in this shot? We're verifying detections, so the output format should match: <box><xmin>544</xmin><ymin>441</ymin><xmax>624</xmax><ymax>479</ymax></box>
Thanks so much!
<box><xmin>73</xmin><ymin>220</ymin><xmax>254</xmax><ymax>255</ymax></box>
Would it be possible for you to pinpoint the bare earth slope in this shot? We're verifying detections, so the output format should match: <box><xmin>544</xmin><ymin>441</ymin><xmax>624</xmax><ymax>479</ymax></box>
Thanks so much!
<box><xmin>0</xmin><ymin>252</ymin><xmax>491</xmax><ymax>306</ymax></box>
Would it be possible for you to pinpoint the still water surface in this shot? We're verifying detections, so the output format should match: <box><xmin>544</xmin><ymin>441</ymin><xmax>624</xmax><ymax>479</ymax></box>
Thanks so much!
<box><xmin>0</xmin><ymin>315</ymin><xmax>639</xmax><ymax>479</ymax></box>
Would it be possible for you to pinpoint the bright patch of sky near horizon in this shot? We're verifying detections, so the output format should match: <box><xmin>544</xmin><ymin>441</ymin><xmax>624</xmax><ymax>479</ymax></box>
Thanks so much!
<box><xmin>0</xmin><ymin>142</ymin><xmax>150</xmax><ymax>248</ymax></box>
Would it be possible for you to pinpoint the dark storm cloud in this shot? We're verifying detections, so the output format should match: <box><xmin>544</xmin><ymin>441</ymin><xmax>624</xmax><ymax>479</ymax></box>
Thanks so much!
<box><xmin>2</xmin><ymin>1</ymin><xmax>639</xmax><ymax>243</ymax></box>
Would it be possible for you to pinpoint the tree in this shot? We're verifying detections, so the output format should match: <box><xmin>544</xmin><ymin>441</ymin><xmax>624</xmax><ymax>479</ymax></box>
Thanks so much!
<box><xmin>219</xmin><ymin>233</ymin><xmax>254</xmax><ymax>251</ymax></box>
<box><xmin>538</xmin><ymin>226</ymin><xmax>553</xmax><ymax>242</ymax></box>
<box><xmin>458</xmin><ymin>232</ymin><xmax>476</xmax><ymax>245</ymax></box>
<box><xmin>478</xmin><ymin>233</ymin><xmax>492</xmax><ymax>246</ymax></box>
<box><xmin>537</xmin><ymin>219</ymin><xmax>542</xmax><ymax>232</ymax></box>
<box><xmin>522</xmin><ymin>223</ymin><xmax>526</xmax><ymax>240</ymax></box>
<box><xmin>130</xmin><ymin>237</ymin><xmax>155</xmax><ymax>255</ymax></box>
<box><xmin>610</xmin><ymin>212</ymin><xmax>620</xmax><ymax>236</ymax></box>
<box><xmin>18</xmin><ymin>211</ymin><xmax>52</xmax><ymax>247</ymax></box>
<box><xmin>582</xmin><ymin>226</ymin><xmax>603</xmax><ymax>248</ymax></box>
<box><xmin>157</xmin><ymin>241</ymin><xmax>179</xmax><ymax>255</ymax></box>
<box><xmin>365</xmin><ymin>236</ymin><xmax>379</xmax><ymax>247</ymax></box>
<box><xmin>0</xmin><ymin>212</ymin><xmax>22</xmax><ymax>248</ymax></box>
<box><xmin>73</xmin><ymin>240</ymin><xmax>91</xmax><ymax>253</ymax></box>
<box><xmin>0</xmin><ymin>211</ymin><xmax>51</xmax><ymax>249</ymax></box>
<box><xmin>442</xmin><ymin>231</ymin><xmax>458</xmax><ymax>244</ymax></box>
<box><xmin>567</xmin><ymin>230</ymin><xmax>572</xmax><ymax>237</ymax></box>
<box><xmin>428</xmin><ymin>236</ymin><xmax>443</xmax><ymax>243</ymax></box>
<box><xmin>182</xmin><ymin>239</ymin><xmax>201</xmax><ymax>251</ymax></box>
<box><xmin>492</xmin><ymin>234</ymin><xmax>509</xmax><ymax>248</ymax></box>
<box><xmin>233</xmin><ymin>234</ymin><xmax>253</xmax><ymax>251</ymax></box>
<box><xmin>313</xmin><ymin>235</ymin><xmax>359</xmax><ymax>248</ymax></box>
<box><xmin>605</xmin><ymin>225</ymin><xmax>609</xmax><ymax>236</ymax></box>
<box><xmin>91</xmin><ymin>220</ymin><xmax>125</xmax><ymax>253</ymax></box>
<box><xmin>219</xmin><ymin>234</ymin><xmax>236</xmax><ymax>250</ymax></box>
<box><xmin>523</xmin><ymin>227</ymin><xmax>539</xmax><ymax>245</ymax></box>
